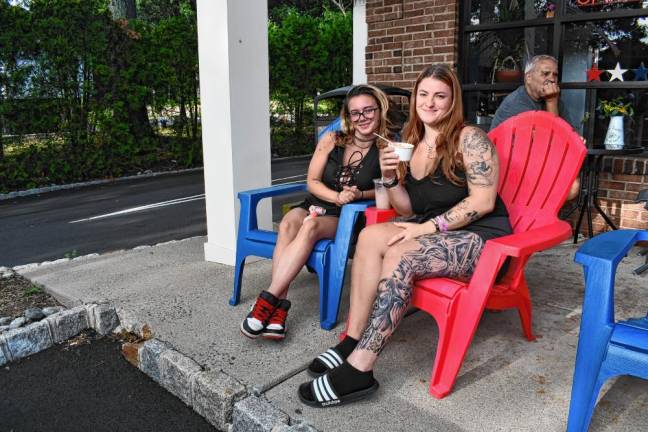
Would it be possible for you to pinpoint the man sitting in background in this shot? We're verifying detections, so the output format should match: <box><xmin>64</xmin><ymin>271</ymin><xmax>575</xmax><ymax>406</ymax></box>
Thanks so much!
<box><xmin>491</xmin><ymin>54</ymin><xmax>577</xmax><ymax>130</ymax></box>
<box><xmin>491</xmin><ymin>54</ymin><xmax>580</xmax><ymax>199</ymax></box>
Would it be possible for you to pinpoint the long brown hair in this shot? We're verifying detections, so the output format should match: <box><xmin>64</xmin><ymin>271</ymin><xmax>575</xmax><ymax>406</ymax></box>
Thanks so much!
<box><xmin>338</xmin><ymin>84</ymin><xmax>392</xmax><ymax>147</ymax></box>
<box><xmin>401</xmin><ymin>64</ymin><xmax>465</xmax><ymax>185</ymax></box>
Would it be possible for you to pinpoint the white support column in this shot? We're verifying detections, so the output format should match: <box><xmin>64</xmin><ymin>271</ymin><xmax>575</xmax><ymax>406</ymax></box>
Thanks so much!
<box><xmin>197</xmin><ymin>0</ymin><xmax>272</xmax><ymax>265</ymax></box>
<box><xmin>353</xmin><ymin>0</ymin><xmax>368</xmax><ymax>84</ymax></box>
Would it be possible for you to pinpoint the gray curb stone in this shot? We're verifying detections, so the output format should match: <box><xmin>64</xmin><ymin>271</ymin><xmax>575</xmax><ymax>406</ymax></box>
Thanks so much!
<box><xmin>86</xmin><ymin>304</ymin><xmax>119</xmax><ymax>335</ymax></box>
<box><xmin>46</xmin><ymin>306</ymin><xmax>89</xmax><ymax>343</ymax></box>
<box><xmin>139</xmin><ymin>339</ymin><xmax>170</xmax><ymax>383</ymax></box>
<box><xmin>272</xmin><ymin>424</ymin><xmax>321</xmax><ymax>432</ymax></box>
<box><xmin>159</xmin><ymin>349</ymin><xmax>203</xmax><ymax>406</ymax></box>
<box><xmin>0</xmin><ymin>342</ymin><xmax>7</xmax><ymax>366</ymax></box>
<box><xmin>0</xmin><ymin>303</ymin><xmax>121</xmax><ymax>368</ymax></box>
<box><xmin>3</xmin><ymin>320</ymin><xmax>52</xmax><ymax>361</ymax></box>
<box><xmin>232</xmin><ymin>395</ymin><xmax>290</xmax><ymax>432</ymax></box>
<box><xmin>191</xmin><ymin>370</ymin><xmax>247</xmax><ymax>431</ymax></box>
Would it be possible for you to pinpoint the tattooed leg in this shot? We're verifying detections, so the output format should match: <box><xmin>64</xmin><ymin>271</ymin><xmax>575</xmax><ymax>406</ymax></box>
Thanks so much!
<box><xmin>348</xmin><ymin>231</ymin><xmax>485</xmax><ymax>372</ymax></box>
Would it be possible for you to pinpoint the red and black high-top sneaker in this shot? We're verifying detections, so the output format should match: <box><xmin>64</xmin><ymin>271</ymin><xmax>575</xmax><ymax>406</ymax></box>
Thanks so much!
<box><xmin>262</xmin><ymin>299</ymin><xmax>291</xmax><ymax>340</ymax></box>
<box><xmin>240</xmin><ymin>291</ymin><xmax>279</xmax><ymax>339</ymax></box>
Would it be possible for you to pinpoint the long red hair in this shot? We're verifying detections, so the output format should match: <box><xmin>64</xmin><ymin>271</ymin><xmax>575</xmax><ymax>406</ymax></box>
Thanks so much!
<box><xmin>401</xmin><ymin>64</ymin><xmax>465</xmax><ymax>185</ymax></box>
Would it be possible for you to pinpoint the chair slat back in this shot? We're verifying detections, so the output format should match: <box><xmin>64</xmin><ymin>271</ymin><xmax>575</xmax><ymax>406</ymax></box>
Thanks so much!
<box><xmin>488</xmin><ymin>111</ymin><xmax>586</xmax><ymax>234</ymax></box>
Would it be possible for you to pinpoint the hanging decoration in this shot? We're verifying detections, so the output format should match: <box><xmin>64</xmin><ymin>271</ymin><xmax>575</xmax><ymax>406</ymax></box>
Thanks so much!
<box><xmin>633</xmin><ymin>62</ymin><xmax>648</xmax><ymax>81</ymax></box>
<box><xmin>607</xmin><ymin>62</ymin><xmax>627</xmax><ymax>81</ymax></box>
<box><xmin>586</xmin><ymin>65</ymin><xmax>603</xmax><ymax>81</ymax></box>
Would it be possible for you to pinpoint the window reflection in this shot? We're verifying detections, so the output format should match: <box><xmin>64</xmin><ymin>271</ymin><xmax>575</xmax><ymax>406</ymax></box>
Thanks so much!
<box><xmin>565</xmin><ymin>0</ymin><xmax>648</xmax><ymax>15</ymax></box>
<box><xmin>469</xmin><ymin>0</ymin><xmax>551</xmax><ymax>25</ymax></box>
<box><xmin>465</xmin><ymin>27</ymin><xmax>552</xmax><ymax>84</ymax></box>
<box><xmin>562</xmin><ymin>18</ymin><xmax>648</xmax><ymax>82</ymax></box>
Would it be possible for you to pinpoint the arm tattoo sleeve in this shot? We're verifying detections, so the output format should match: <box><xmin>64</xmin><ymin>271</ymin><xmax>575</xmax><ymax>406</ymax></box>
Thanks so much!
<box><xmin>462</xmin><ymin>128</ymin><xmax>496</xmax><ymax>188</ymax></box>
<box><xmin>436</xmin><ymin>129</ymin><xmax>498</xmax><ymax>230</ymax></box>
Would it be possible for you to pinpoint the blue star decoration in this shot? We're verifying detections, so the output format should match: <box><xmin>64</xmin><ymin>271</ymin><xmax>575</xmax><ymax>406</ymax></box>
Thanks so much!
<box><xmin>633</xmin><ymin>62</ymin><xmax>648</xmax><ymax>81</ymax></box>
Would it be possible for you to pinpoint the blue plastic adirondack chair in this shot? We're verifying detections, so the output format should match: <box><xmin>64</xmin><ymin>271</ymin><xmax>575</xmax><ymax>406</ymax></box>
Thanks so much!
<box><xmin>231</xmin><ymin>184</ymin><xmax>373</xmax><ymax>330</ymax></box>
<box><xmin>568</xmin><ymin>229</ymin><xmax>648</xmax><ymax>431</ymax></box>
<box><xmin>230</xmin><ymin>122</ymin><xmax>372</xmax><ymax>330</ymax></box>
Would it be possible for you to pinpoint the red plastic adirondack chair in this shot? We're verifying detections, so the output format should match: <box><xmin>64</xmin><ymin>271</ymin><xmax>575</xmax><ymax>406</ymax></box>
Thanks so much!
<box><xmin>363</xmin><ymin>111</ymin><xmax>586</xmax><ymax>398</ymax></box>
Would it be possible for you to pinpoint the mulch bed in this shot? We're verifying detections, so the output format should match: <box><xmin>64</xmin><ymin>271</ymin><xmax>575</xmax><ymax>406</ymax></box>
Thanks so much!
<box><xmin>0</xmin><ymin>273</ymin><xmax>61</xmax><ymax>319</ymax></box>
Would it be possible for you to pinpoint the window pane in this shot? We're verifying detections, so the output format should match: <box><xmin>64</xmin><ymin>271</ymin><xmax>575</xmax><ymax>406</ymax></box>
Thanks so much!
<box><xmin>562</xmin><ymin>18</ymin><xmax>648</xmax><ymax>82</ymax></box>
<box><xmin>465</xmin><ymin>27</ymin><xmax>553</xmax><ymax>84</ymax></box>
<box><xmin>468</xmin><ymin>0</ymin><xmax>552</xmax><ymax>25</ymax></box>
<box><xmin>589</xmin><ymin>88</ymin><xmax>648</xmax><ymax>149</ymax></box>
<box><xmin>561</xmin><ymin>89</ymin><xmax>588</xmax><ymax>135</ymax></box>
<box><xmin>564</xmin><ymin>0</ymin><xmax>648</xmax><ymax>15</ymax></box>
<box><xmin>463</xmin><ymin>91</ymin><xmax>508</xmax><ymax>132</ymax></box>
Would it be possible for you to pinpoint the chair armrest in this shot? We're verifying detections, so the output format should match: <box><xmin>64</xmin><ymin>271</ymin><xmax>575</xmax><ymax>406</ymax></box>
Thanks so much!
<box><xmin>575</xmin><ymin>229</ymin><xmax>648</xmax><ymax>267</ymax></box>
<box><xmin>484</xmin><ymin>220</ymin><xmax>572</xmax><ymax>258</ymax></box>
<box><xmin>327</xmin><ymin>200</ymin><xmax>376</xmax><ymax>281</ymax></box>
<box><xmin>365</xmin><ymin>207</ymin><xmax>398</xmax><ymax>225</ymax></box>
<box><xmin>238</xmin><ymin>183</ymin><xmax>307</xmax><ymax>200</ymax></box>
<box><xmin>461</xmin><ymin>223</ymin><xmax>571</xmax><ymax>303</ymax></box>
<box><xmin>331</xmin><ymin>200</ymin><xmax>375</xmax><ymax>251</ymax></box>
<box><xmin>238</xmin><ymin>183</ymin><xmax>307</xmax><ymax>234</ymax></box>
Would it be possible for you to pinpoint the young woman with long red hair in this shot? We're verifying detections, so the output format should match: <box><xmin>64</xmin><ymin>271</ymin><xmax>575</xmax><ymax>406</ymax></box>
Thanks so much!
<box><xmin>299</xmin><ymin>64</ymin><xmax>512</xmax><ymax>407</ymax></box>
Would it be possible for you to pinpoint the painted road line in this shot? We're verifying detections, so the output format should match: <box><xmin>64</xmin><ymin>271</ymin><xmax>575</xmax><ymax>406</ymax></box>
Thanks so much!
<box><xmin>69</xmin><ymin>194</ymin><xmax>205</xmax><ymax>223</ymax></box>
<box><xmin>271</xmin><ymin>174</ymin><xmax>307</xmax><ymax>184</ymax></box>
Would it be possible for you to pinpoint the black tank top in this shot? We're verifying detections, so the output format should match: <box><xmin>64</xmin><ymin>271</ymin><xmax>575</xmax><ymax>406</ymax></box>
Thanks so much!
<box><xmin>404</xmin><ymin>166</ymin><xmax>512</xmax><ymax>241</ymax></box>
<box><xmin>299</xmin><ymin>144</ymin><xmax>381</xmax><ymax>217</ymax></box>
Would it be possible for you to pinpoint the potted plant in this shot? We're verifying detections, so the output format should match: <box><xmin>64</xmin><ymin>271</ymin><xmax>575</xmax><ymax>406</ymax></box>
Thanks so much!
<box><xmin>598</xmin><ymin>97</ymin><xmax>634</xmax><ymax>149</ymax></box>
<box><xmin>494</xmin><ymin>55</ymin><xmax>523</xmax><ymax>82</ymax></box>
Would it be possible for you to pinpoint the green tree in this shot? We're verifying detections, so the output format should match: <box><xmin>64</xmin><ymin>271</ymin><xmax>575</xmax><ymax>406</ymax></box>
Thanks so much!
<box><xmin>267</xmin><ymin>7</ymin><xmax>352</xmax><ymax>155</ymax></box>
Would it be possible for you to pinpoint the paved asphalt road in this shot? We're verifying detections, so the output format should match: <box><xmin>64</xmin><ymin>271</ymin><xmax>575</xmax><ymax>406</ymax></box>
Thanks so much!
<box><xmin>1</xmin><ymin>158</ymin><xmax>310</xmax><ymax>267</ymax></box>
<box><xmin>0</xmin><ymin>331</ymin><xmax>216</xmax><ymax>432</ymax></box>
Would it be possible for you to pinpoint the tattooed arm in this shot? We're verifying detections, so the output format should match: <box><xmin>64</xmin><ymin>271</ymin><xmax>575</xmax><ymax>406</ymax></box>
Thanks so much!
<box><xmin>306</xmin><ymin>132</ymin><xmax>347</xmax><ymax>205</ymax></box>
<box><xmin>386</xmin><ymin>127</ymin><xmax>498</xmax><ymax>245</ymax></box>
<box><xmin>438</xmin><ymin>126</ymin><xmax>499</xmax><ymax>230</ymax></box>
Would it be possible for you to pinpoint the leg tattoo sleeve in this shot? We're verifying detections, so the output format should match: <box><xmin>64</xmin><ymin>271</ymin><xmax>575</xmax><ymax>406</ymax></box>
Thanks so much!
<box><xmin>357</xmin><ymin>231</ymin><xmax>484</xmax><ymax>355</ymax></box>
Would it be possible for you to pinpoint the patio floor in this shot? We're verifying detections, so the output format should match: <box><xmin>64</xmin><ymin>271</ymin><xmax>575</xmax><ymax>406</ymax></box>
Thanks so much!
<box><xmin>19</xmin><ymin>236</ymin><xmax>648</xmax><ymax>431</ymax></box>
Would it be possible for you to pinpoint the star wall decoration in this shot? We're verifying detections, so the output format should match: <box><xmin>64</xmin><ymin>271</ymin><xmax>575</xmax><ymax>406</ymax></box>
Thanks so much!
<box><xmin>607</xmin><ymin>62</ymin><xmax>627</xmax><ymax>81</ymax></box>
<box><xmin>587</xmin><ymin>65</ymin><xmax>603</xmax><ymax>81</ymax></box>
<box><xmin>633</xmin><ymin>62</ymin><xmax>648</xmax><ymax>81</ymax></box>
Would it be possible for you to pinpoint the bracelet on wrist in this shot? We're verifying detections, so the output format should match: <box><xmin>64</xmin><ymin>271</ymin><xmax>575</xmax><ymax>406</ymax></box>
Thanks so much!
<box><xmin>434</xmin><ymin>215</ymin><xmax>449</xmax><ymax>232</ymax></box>
<box><xmin>382</xmin><ymin>176</ymin><xmax>399</xmax><ymax>189</ymax></box>
<box><xmin>429</xmin><ymin>218</ymin><xmax>440</xmax><ymax>233</ymax></box>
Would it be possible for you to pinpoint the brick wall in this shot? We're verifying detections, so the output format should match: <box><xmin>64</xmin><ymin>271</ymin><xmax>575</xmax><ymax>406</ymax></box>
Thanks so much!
<box><xmin>563</xmin><ymin>157</ymin><xmax>648</xmax><ymax>235</ymax></box>
<box><xmin>365</xmin><ymin>0</ymin><xmax>459</xmax><ymax>90</ymax></box>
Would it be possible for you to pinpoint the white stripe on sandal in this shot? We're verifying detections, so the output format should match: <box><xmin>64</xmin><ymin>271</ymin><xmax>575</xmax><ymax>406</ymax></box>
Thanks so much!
<box><xmin>322</xmin><ymin>374</ymin><xmax>338</xmax><ymax>400</ymax></box>
<box><xmin>317</xmin><ymin>353</ymin><xmax>336</xmax><ymax>370</ymax></box>
<box><xmin>326</xmin><ymin>349</ymin><xmax>343</xmax><ymax>365</ymax></box>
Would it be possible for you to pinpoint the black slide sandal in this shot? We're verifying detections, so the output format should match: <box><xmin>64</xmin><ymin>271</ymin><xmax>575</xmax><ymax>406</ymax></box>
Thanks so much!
<box><xmin>298</xmin><ymin>373</ymin><xmax>379</xmax><ymax>408</ymax></box>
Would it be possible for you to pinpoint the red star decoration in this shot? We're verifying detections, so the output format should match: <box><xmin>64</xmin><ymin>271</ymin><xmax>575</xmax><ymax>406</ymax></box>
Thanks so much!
<box><xmin>587</xmin><ymin>65</ymin><xmax>603</xmax><ymax>81</ymax></box>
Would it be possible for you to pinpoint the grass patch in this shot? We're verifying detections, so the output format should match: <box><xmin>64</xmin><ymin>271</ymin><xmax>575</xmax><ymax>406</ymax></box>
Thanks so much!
<box><xmin>64</xmin><ymin>250</ymin><xmax>78</xmax><ymax>259</ymax></box>
<box><xmin>23</xmin><ymin>284</ymin><xmax>43</xmax><ymax>297</ymax></box>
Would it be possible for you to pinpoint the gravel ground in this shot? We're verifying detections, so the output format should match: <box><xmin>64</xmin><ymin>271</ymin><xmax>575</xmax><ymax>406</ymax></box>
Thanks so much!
<box><xmin>0</xmin><ymin>273</ymin><xmax>61</xmax><ymax>319</ymax></box>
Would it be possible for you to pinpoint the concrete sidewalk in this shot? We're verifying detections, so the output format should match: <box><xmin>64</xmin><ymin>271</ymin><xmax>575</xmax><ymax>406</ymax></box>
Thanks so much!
<box><xmin>18</xmin><ymin>237</ymin><xmax>648</xmax><ymax>431</ymax></box>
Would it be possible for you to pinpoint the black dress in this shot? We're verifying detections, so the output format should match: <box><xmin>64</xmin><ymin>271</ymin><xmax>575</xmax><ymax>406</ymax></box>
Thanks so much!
<box><xmin>295</xmin><ymin>143</ymin><xmax>381</xmax><ymax>217</ymax></box>
<box><xmin>404</xmin><ymin>166</ymin><xmax>512</xmax><ymax>241</ymax></box>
